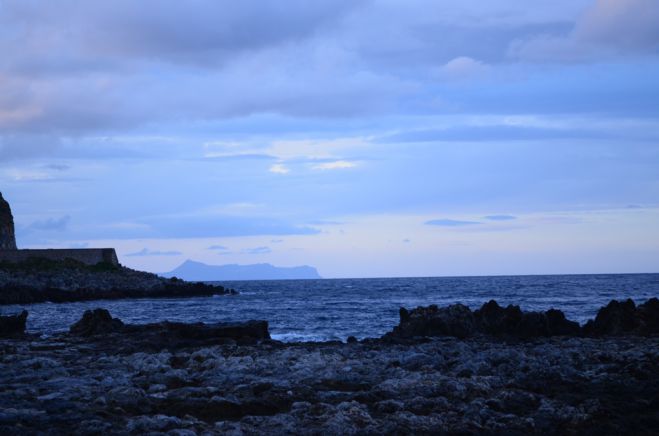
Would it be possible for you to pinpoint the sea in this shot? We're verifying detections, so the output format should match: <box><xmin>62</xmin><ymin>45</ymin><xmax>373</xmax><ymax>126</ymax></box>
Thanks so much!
<box><xmin>3</xmin><ymin>273</ymin><xmax>658</xmax><ymax>342</ymax></box>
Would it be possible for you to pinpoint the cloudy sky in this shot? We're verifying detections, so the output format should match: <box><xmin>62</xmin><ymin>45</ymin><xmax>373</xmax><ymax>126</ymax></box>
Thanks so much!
<box><xmin>1</xmin><ymin>0</ymin><xmax>658</xmax><ymax>277</ymax></box>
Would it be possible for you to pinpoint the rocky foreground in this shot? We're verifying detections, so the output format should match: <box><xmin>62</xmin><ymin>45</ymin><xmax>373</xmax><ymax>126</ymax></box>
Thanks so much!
<box><xmin>0</xmin><ymin>258</ymin><xmax>236</xmax><ymax>305</ymax></box>
<box><xmin>0</xmin><ymin>300</ymin><xmax>658</xmax><ymax>435</ymax></box>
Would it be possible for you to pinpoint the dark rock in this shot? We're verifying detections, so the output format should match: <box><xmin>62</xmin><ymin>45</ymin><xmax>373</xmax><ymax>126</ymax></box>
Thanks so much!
<box><xmin>475</xmin><ymin>300</ymin><xmax>523</xmax><ymax>335</ymax></box>
<box><xmin>583</xmin><ymin>299</ymin><xmax>639</xmax><ymax>336</ymax></box>
<box><xmin>546</xmin><ymin>308</ymin><xmax>581</xmax><ymax>336</ymax></box>
<box><xmin>137</xmin><ymin>320</ymin><xmax>271</xmax><ymax>344</ymax></box>
<box><xmin>637</xmin><ymin>298</ymin><xmax>659</xmax><ymax>335</ymax></box>
<box><xmin>0</xmin><ymin>192</ymin><xmax>17</xmax><ymax>250</ymax></box>
<box><xmin>517</xmin><ymin>312</ymin><xmax>550</xmax><ymax>338</ymax></box>
<box><xmin>389</xmin><ymin>300</ymin><xmax>584</xmax><ymax>339</ymax></box>
<box><xmin>69</xmin><ymin>309</ymin><xmax>124</xmax><ymax>336</ymax></box>
<box><xmin>67</xmin><ymin>309</ymin><xmax>270</xmax><ymax>350</ymax></box>
<box><xmin>399</xmin><ymin>307</ymin><xmax>410</xmax><ymax>322</ymax></box>
<box><xmin>389</xmin><ymin>304</ymin><xmax>476</xmax><ymax>339</ymax></box>
<box><xmin>584</xmin><ymin>298</ymin><xmax>659</xmax><ymax>336</ymax></box>
<box><xmin>346</xmin><ymin>336</ymin><xmax>358</xmax><ymax>344</ymax></box>
<box><xmin>0</xmin><ymin>310</ymin><xmax>27</xmax><ymax>337</ymax></box>
<box><xmin>0</xmin><ymin>258</ymin><xmax>236</xmax><ymax>305</ymax></box>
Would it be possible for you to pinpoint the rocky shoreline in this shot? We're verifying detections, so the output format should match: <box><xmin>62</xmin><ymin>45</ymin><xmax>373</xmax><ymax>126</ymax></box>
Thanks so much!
<box><xmin>0</xmin><ymin>258</ymin><xmax>236</xmax><ymax>305</ymax></box>
<box><xmin>1</xmin><ymin>299</ymin><xmax>658</xmax><ymax>434</ymax></box>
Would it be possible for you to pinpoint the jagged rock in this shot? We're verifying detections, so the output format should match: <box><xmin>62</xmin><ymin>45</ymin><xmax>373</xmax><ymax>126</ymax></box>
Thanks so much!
<box><xmin>389</xmin><ymin>304</ymin><xmax>476</xmax><ymax>339</ymax></box>
<box><xmin>0</xmin><ymin>192</ymin><xmax>17</xmax><ymax>250</ymax></box>
<box><xmin>67</xmin><ymin>310</ymin><xmax>270</xmax><ymax>350</ymax></box>
<box><xmin>70</xmin><ymin>309</ymin><xmax>124</xmax><ymax>336</ymax></box>
<box><xmin>583</xmin><ymin>298</ymin><xmax>659</xmax><ymax>336</ymax></box>
<box><xmin>0</xmin><ymin>310</ymin><xmax>27</xmax><ymax>337</ymax></box>
<box><xmin>1</xmin><ymin>304</ymin><xmax>659</xmax><ymax>434</ymax></box>
<box><xmin>637</xmin><ymin>298</ymin><xmax>659</xmax><ymax>335</ymax></box>
<box><xmin>474</xmin><ymin>300</ymin><xmax>523</xmax><ymax>335</ymax></box>
<box><xmin>545</xmin><ymin>308</ymin><xmax>581</xmax><ymax>336</ymax></box>
<box><xmin>389</xmin><ymin>300</ymin><xmax>580</xmax><ymax>339</ymax></box>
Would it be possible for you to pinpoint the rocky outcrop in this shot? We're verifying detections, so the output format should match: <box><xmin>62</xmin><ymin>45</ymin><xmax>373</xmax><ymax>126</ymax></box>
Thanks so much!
<box><xmin>389</xmin><ymin>300</ymin><xmax>581</xmax><ymax>340</ymax></box>
<box><xmin>1</xmin><ymin>329</ymin><xmax>658</xmax><ymax>434</ymax></box>
<box><xmin>0</xmin><ymin>258</ymin><xmax>237</xmax><ymax>304</ymax></box>
<box><xmin>396</xmin><ymin>304</ymin><xmax>476</xmax><ymax>339</ymax></box>
<box><xmin>68</xmin><ymin>309</ymin><xmax>270</xmax><ymax>350</ymax></box>
<box><xmin>0</xmin><ymin>310</ymin><xmax>27</xmax><ymax>337</ymax></box>
<box><xmin>69</xmin><ymin>308</ymin><xmax>125</xmax><ymax>336</ymax></box>
<box><xmin>0</xmin><ymin>192</ymin><xmax>17</xmax><ymax>250</ymax></box>
<box><xmin>583</xmin><ymin>298</ymin><xmax>659</xmax><ymax>336</ymax></box>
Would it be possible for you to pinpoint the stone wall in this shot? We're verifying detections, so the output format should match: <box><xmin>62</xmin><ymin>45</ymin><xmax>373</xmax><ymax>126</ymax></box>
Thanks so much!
<box><xmin>0</xmin><ymin>193</ymin><xmax>17</xmax><ymax>250</ymax></box>
<box><xmin>0</xmin><ymin>249</ymin><xmax>119</xmax><ymax>266</ymax></box>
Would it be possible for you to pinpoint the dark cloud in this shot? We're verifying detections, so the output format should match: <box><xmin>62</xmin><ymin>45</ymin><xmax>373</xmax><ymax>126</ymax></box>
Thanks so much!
<box><xmin>140</xmin><ymin>216</ymin><xmax>321</xmax><ymax>239</ymax></box>
<box><xmin>42</xmin><ymin>163</ymin><xmax>70</xmax><ymax>171</ymax></box>
<box><xmin>243</xmin><ymin>246</ymin><xmax>271</xmax><ymax>255</ymax></box>
<box><xmin>27</xmin><ymin>215</ymin><xmax>71</xmax><ymax>232</ymax></box>
<box><xmin>510</xmin><ymin>0</ymin><xmax>659</xmax><ymax>62</ymax></box>
<box><xmin>126</xmin><ymin>248</ymin><xmax>183</xmax><ymax>257</ymax></box>
<box><xmin>1</xmin><ymin>0</ymin><xmax>361</xmax><ymax>69</ymax></box>
<box><xmin>484</xmin><ymin>215</ymin><xmax>517</xmax><ymax>221</ymax></box>
<box><xmin>380</xmin><ymin>125</ymin><xmax>608</xmax><ymax>143</ymax></box>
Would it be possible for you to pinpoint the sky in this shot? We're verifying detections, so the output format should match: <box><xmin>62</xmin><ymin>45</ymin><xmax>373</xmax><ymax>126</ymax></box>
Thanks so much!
<box><xmin>1</xmin><ymin>0</ymin><xmax>658</xmax><ymax>277</ymax></box>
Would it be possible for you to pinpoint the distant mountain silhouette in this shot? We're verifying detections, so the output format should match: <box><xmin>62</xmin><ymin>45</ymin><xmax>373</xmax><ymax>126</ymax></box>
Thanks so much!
<box><xmin>162</xmin><ymin>260</ymin><xmax>321</xmax><ymax>281</ymax></box>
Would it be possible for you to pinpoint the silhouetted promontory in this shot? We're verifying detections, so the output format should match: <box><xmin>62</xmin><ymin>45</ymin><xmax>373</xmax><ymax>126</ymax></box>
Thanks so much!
<box><xmin>0</xmin><ymin>257</ymin><xmax>236</xmax><ymax>305</ymax></box>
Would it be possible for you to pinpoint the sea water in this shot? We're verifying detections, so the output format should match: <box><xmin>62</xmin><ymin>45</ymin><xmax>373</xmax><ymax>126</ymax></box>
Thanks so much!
<box><xmin>4</xmin><ymin>273</ymin><xmax>658</xmax><ymax>342</ymax></box>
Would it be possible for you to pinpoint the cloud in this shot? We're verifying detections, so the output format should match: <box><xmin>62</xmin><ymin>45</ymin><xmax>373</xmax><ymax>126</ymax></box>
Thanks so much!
<box><xmin>311</xmin><ymin>160</ymin><xmax>357</xmax><ymax>170</ymax></box>
<box><xmin>379</xmin><ymin>124</ymin><xmax>633</xmax><ymax>143</ymax></box>
<box><xmin>425</xmin><ymin>219</ymin><xmax>481</xmax><ymax>227</ymax></box>
<box><xmin>509</xmin><ymin>0</ymin><xmax>659</xmax><ymax>62</ymax></box>
<box><xmin>439</xmin><ymin>57</ymin><xmax>491</xmax><ymax>80</ymax></box>
<box><xmin>43</xmin><ymin>163</ymin><xmax>70</xmax><ymax>171</ymax></box>
<box><xmin>269</xmin><ymin>163</ymin><xmax>290</xmax><ymax>174</ymax></box>
<box><xmin>125</xmin><ymin>216</ymin><xmax>321</xmax><ymax>239</ymax></box>
<box><xmin>484</xmin><ymin>215</ymin><xmax>517</xmax><ymax>221</ymax></box>
<box><xmin>243</xmin><ymin>246</ymin><xmax>271</xmax><ymax>255</ymax></box>
<box><xmin>0</xmin><ymin>0</ymin><xmax>361</xmax><ymax>68</ymax></box>
<box><xmin>207</xmin><ymin>245</ymin><xmax>229</xmax><ymax>251</ymax></box>
<box><xmin>307</xmin><ymin>220</ymin><xmax>344</xmax><ymax>225</ymax></box>
<box><xmin>126</xmin><ymin>248</ymin><xmax>183</xmax><ymax>257</ymax></box>
<box><xmin>28</xmin><ymin>215</ymin><xmax>71</xmax><ymax>232</ymax></box>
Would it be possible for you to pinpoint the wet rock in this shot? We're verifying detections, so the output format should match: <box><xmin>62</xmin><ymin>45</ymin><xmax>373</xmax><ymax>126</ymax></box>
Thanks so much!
<box><xmin>69</xmin><ymin>308</ymin><xmax>124</xmax><ymax>336</ymax></box>
<box><xmin>476</xmin><ymin>300</ymin><xmax>524</xmax><ymax>336</ymax></box>
<box><xmin>388</xmin><ymin>300</ymin><xmax>582</xmax><ymax>339</ymax></box>
<box><xmin>583</xmin><ymin>298</ymin><xmax>659</xmax><ymax>336</ymax></box>
<box><xmin>389</xmin><ymin>304</ymin><xmax>476</xmax><ymax>339</ymax></box>
<box><xmin>2</xmin><ymin>331</ymin><xmax>659</xmax><ymax>434</ymax></box>
<box><xmin>637</xmin><ymin>298</ymin><xmax>659</xmax><ymax>334</ymax></box>
<box><xmin>546</xmin><ymin>308</ymin><xmax>581</xmax><ymax>336</ymax></box>
<box><xmin>67</xmin><ymin>310</ymin><xmax>270</xmax><ymax>351</ymax></box>
<box><xmin>584</xmin><ymin>299</ymin><xmax>638</xmax><ymax>336</ymax></box>
<box><xmin>0</xmin><ymin>310</ymin><xmax>27</xmax><ymax>337</ymax></box>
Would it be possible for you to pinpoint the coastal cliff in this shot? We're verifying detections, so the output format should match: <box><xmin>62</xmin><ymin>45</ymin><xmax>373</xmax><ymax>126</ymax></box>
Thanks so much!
<box><xmin>0</xmin><ymin>258</ymin><xmax>236</xmax><ymax>305</ymax></box>
<box><xmin>0</xmin><ymin>193</ymin><xmax>16</xmax><ymax>250</ymax></box>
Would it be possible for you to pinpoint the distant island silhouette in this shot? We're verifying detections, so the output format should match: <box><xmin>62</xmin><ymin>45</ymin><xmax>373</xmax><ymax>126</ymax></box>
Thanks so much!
<box><xmin>162</xmin><ymin>260</ymin><xmax>321</xmax><ymax>281</ymax></box>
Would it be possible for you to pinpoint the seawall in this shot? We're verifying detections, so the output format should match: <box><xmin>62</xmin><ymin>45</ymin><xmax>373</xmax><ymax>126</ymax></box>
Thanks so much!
<box><xmin>0</xmin><ymin>248</ymin><xmax>119</xmax><ymax>266</ymax></box>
